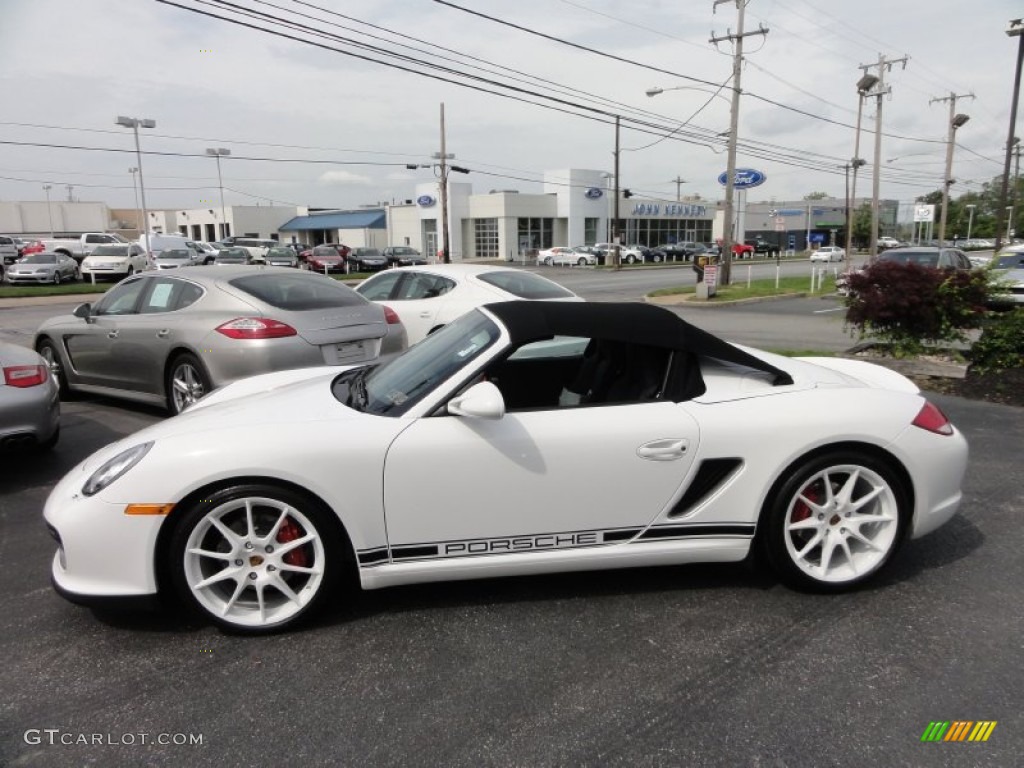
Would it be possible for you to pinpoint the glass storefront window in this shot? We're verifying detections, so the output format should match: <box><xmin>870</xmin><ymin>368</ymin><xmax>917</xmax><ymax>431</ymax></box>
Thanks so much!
<box><xmin>517</xmin><ymin>218</ymin><xmax>554</xmax><ymax>250</ymax></box>
<box><xmin>473</xmin><ymin>218</ymin><xmax>499</xmax><ymax>258</ymax></box>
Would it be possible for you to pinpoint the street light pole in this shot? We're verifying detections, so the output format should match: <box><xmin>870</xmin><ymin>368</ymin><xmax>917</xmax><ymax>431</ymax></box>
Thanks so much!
<box><xmin>206</xmin><ymin>148</ymin><xmax>231</xmax><ymax>240</ymax></box>
<box><xmin>128</xmin><ymin>167</ymin><xmax>141</xmax><ymax>236</ymax></box>
<box><xmin>116</xmin><ymin>116</ymin><xmax>156</xmax><ymax>251</ymax></box>
<box><xmin>932</xmin><ymin>92</ymin><xmax>973</xmax><ymax>243</ymax></box>
<box><xmin>42</xmin><ymin>184</ymin><xmax>54</xmax><ymax>238</ymax></box>
<box><xmin>966</xmin><ymin>204</ymin><xmax>976</xmax><ymax>241</ymax></box>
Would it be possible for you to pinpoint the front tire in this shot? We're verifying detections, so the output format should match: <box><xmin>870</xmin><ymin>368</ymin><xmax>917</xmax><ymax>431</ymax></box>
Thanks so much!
<box><xmin>577</xmin><ymin>257</ymin><xmax>587</xmax><ymax>267</ymax></box>
<box><xmin>52</xmin><ymin>272</ymin><xmax>62</xmax><ymax>285</ymax></box>
<box><xmin>760</xmin><ymin>451</ymin><xmax>909</xmax><ymax>592</ymax></box>
<box><xmin>166</xmin><ymin>352</ymin><xmax>212</xmax><ymax>415</ymax></box>
<box><xmin>168</xmin><ymin>484</ymin><xmax>345</xmax><ymax>633</ymax></box>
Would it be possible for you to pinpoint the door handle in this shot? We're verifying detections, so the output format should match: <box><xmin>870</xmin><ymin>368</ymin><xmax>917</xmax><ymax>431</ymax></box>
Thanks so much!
<box><xmin>637</xmin><ymin>439</ymin><xmax>689</xmax><ymax>461</ymax></box>
<box><xmin>107</xmin><ymin>330</ymin><xmax>119</xmax><ymax>339</ymax></box>
<box><xmin>156</xmin><ymin>329</ymin><xmax>170</xmax><ymax>338</ymax></box>
<box><xmin>419</xmin><ymin>311</ymin><xmax>431</xmax><ymax>318</ymax></box>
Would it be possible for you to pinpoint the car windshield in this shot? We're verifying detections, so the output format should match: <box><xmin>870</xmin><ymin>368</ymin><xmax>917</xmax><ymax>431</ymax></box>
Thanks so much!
<box><xmin>22</xmin><ymin>253</ymin><xmax>57</xmax><ymax>264</ymax></box>
<box><xmin>879</xmin><ymin>250</ymin><xmax>940</xmax><ymax>267</ymax></box>
<box><xmin>391</xmin><ymin>247</ymin><xmax>417</xmax><ymax>255</ymax></box>
<box><xmin>90</xmin><ymin>245</ymin><xmax>128</xmax><ymax>256</ymax></box>
<box><xmin>345</xmin><ymin>310</ymin><xmax>501</xmax><ymax>417</ymax></box>
<box><xmin>476</xmin><ymin>270</ymin><xmax>575</xmax><ymax>299</ymax></box>
<box><xmin>159</xmin><ymin>250</ymin><xmax>191</xmax><ymax>260</ymax></box>
<box><xmin>313</xmin><ymin>248</ymin><xmax>339</xmax><ymax>258</ymax></box>
<box><xmin>229</xmin><ymin>273</ymin><xmax>364</xmax><ymax>310</ymax></box>
<box><xmin>358</xmin><ymin>249</ymin><xmax>382</xmax><ymax>257</ymax></box>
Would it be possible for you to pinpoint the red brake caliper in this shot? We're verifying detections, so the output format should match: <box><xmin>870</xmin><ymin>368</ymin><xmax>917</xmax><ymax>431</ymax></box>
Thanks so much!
<box><xmin>276</xmin><ymin>518</ymin><xmax>308</xmax><ymax>568</ymax></box>
<box><xmin>791</xmin><ymin>484</ymin><xmax>819</xmax><ymax>523</ymax></box>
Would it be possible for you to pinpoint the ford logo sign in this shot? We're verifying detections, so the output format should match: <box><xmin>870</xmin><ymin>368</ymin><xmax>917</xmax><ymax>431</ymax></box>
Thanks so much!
<box><xmin>717</xmin><ymin>168</ymin><xmax>767</xmax><ymax>189</ymax></box>
<box><xmin>584</xmin><ymin>187</ymin><xmax>603</xmax><ymax>199</ymax></box>
<box><xmin>416</xmin><ymin>195</ymin><xmax>436</xmax><ymax>207</ymax></box>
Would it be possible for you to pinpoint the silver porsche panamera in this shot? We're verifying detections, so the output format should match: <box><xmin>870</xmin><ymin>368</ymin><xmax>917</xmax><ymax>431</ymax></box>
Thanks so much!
<box><xmin>34</xmin><ymin>266</ymin><xmax>408</xmax><ymax>414</ymax></box>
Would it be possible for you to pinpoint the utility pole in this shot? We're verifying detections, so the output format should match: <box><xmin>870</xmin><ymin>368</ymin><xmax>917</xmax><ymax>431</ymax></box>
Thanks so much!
<box><xmin>612</xmin><ymin>115</ymin><xmax>621</xmax><ymax>270</ymax></box>
<box><xmin>931</xmin><ymin>92</ymin><xmax>974</xmax><ymax>243</ymax></box>
<box><xmin>434</xmin><ymin>102</ymin><xmax>453</xmax><ymax>264</ymax></box>
<box><xmin>710</xmin><ymin>0</ymin><xmax>768</xmax><ymax>285</ymax></box>
<box><xmin>672</xmin><ymin>176</ymin><xmax>687</xmax><ymax>201</ymax></box>
<box><xmin>859</xmin><ymin>53</ymin><xmax>908</xmax><ymax>258</ymax></box>
<box><xmin>994</xmin><ymin>19</ymin><xmax>1023</xmax><ymax>251</ymax></box>
<box><xmin>847</xmin><ymin>73</ymin><xmax>877</xmax><ymax>260</ymax></box>
<box><xmin>65</xmin><ymin>184</ymin><xmax>74</xmax><ymax>203</ymax></box>
<box><xmin>1011</xmin><ymin>139</ymin><xmax>1022</xmax><ymax>241</ymax></box>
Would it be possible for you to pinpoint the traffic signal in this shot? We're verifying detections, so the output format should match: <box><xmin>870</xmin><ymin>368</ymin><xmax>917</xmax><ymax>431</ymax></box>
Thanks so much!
<box><xmin>623</xmin><ymin>189</ymin><xmax>633</xmax><ymax>198</ymax></box>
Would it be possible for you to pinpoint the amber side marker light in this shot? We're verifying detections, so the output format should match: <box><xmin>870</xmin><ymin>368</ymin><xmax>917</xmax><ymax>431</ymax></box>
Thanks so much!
<box><xmin>912</xmin><ymin>401</ymin><xmax>954</xmax><ymax>436</ymax></box>
<box><xmin>124</xmin><ymin>504</ymin><xmax>175</xmax><ymax>516</ymax></box>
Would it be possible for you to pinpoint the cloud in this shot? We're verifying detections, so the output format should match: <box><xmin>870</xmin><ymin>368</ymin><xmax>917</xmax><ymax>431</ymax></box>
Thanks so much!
<box><xmin>317</xmin><ymin>171</ymin><xmax>373</xmax><ymax>186</ymax></box>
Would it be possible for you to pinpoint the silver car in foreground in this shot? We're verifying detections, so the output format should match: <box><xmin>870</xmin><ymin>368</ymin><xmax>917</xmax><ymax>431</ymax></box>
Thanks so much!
<box><xmin>5</xmin><ymin>252</ymin><xmax>79</xmax><ymax>285</ymax></box>
<box><xmin>0</xmin><ymin>342</ymin><xmax>60</xmax><ymax>451</ymax></box>
<box><xmin>34</xmin><ymin>266</ymin><xmax>408</xmax><ymax>414</ymax></box>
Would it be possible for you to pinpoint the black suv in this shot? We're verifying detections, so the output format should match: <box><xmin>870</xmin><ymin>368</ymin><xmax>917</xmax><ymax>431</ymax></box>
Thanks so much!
<box><xmin>744</xmin><ymin>238</ymin><xmax>780</xmax><ymax>256</ymax></box>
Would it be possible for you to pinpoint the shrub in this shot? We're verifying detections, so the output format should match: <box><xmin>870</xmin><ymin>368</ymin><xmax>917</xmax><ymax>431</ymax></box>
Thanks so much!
<box><xmin>970</xmin><ymin>309</ymin><xmax>1024</xmax><ymax>373</ymax></box>
<box><xmin>844</xmin><ymin>261</ymin><xmax>990</xmax><ymax>356</ymax></box>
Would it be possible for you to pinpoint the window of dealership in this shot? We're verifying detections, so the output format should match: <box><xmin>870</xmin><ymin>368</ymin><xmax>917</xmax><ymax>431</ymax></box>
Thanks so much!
<box><xmin>625</xmin><ymin>217</ymin><xmax>713</xmax><ymax>247</ymax></box>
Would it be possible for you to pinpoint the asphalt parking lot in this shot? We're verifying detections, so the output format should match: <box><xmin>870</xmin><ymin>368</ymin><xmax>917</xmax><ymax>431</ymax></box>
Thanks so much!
<box><xmin>1</xmin><ymin>273</ymin><xmax>1021</xmax><ymax>767</ymax></box>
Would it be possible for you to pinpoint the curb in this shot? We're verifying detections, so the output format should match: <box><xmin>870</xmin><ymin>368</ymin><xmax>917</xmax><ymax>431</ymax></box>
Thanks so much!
<box><xmin>645</xmin><ymin>291</ymin><xmax>809</xmax><ymax>308</ymax></box>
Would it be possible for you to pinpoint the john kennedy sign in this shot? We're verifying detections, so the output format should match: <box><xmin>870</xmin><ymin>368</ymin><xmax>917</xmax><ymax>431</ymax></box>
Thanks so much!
<box><xmin>717</xmin><ymin>168</ymin><xmax>767</xmax><ymax>189</ymax></box>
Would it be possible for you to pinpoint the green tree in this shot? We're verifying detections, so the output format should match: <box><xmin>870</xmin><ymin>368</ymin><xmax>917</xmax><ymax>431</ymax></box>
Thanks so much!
<box><xmin>851</xmin><ymin>202</ymin><xmax>872</xmax><ymax>248</ymax></box>
<box><xmin>803</xmin><ymin>191</ymin><xmax>829</xmax><ymax>200</ymax></box>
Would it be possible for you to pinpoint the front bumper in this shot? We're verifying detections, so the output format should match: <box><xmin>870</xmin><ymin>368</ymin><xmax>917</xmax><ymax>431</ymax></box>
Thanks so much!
<box><xmin>44</xmin><ymin>463</ymin><xmax>165</xmax><ymax>598</ymax></box>
<box><xmin>6</xmin><ymin>273</ymin><xmax>55</xmax><ymax>283</ymax></box>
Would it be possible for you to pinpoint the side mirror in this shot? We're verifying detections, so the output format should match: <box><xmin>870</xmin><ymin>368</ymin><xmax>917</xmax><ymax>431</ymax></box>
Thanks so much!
<box><xmin>448</xmin><ymin>381</ymin><xmax>505</xmax><ymax>420</ymax></box>
<box><xmin>73</xmin><ymin>302</ymin><xmax>93</xmax><ymax>323</ymax></box>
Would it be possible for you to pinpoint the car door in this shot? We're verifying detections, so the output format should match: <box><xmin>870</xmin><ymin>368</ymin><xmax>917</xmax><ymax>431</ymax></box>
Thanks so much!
<box><xmin>107</xmin><ymin>276</ymin><xmax>205</xmax><ymax>394</ymax></box>
<box><xmin>389</xmin><ymin>272</ymin><xmax>458</xmax><ymax>342</ymax></box>
<box><xmin>383</xmin><ymin>399</ymin><xmax>701</xmax><ymax>557</ymax></box>
<box><xmin>63</xmin><ymin>276</ymin><xmax>149</xmax><ymax>386</ymax></box>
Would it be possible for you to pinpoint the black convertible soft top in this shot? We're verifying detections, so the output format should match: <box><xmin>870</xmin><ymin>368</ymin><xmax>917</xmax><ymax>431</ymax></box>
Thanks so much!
<box><xmin>484</xmin><ymin>300</ymin><xmax>794</xmax><ymax>386</ymax></box>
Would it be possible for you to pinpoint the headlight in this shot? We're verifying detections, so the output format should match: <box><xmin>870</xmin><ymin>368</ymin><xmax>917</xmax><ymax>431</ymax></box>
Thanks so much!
<box><xmin>82</xmin><ymin>442</ymin><xmax>154</xmax><ymax>497</ymax></box>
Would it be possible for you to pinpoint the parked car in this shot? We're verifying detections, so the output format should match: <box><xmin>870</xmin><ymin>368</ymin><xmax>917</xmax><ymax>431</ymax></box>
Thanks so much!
<box><xmin>219</xmin><ymin>237</ymin><xmax>276</xmax><ymax>262</ymax></box>
<box><xmin>193</xmin><ymin>241</ymin><xmax>221</xmax><ymax>265</ymax></box>
<box><xmin>382</xmin><ymin>246</ymin><xmax>426</xmax><ymax>267</ymax></box>
<box><xmin>876</xmin><ymin>247</ymin><xmax>973</xmax><ymax>271</ymax></box>
<box><xmin>745</xmin><ymin>238</ymin><xmax>780</xmax><ymax>257</ymax></box>
<box><xmin>138</xmin><ymin>233</ymin><xmax>193</xmax><ymax>260</ymax></box>
<box><xmin>811</xmin><ymin>246</ymin><xmax>846</xmax><ymax>263</ymax></box>
<box><xmin>538</xmin><ymin>247</ymin><xmax>582</xmax><ymax>266</ymax></box>
<box><xmin>34</xmin><ymin>267</ymin><xmax>407</xmax><ymax>416</ymax></box>
<box><xmin>5</xmin><ymin>252</ymin><xmax>79</xmax><ymax>284</ymax></box>
<box><xmin>0</xmin><ymin>235</ymin><xmax>20</xmax><ymax>266</ymax></box>
<box><xmin>546</xmin><ymin>247</ymin><xmax>597</xmax><ymax>267</ymax></box>
<box><xmin>657</xmin><ymin>242</ymin><xmax>704</xmax><ymax>262</ymax></box>
<box><xmin>213</xmin><ymin>248</ymin><xmax>254</xmax><ymax>266</ymax></box>
<box><xmin>0</xmin><ymin>341</ymin><xmax>60</xmax><ymax>452</ymax></box>
<box><xmin>355</xmin><ymin>263</ymin><xmax>581</xmax><ymax>344</ymax></box>
<box><xmin>37</xmin><ymin>232</ymin><xmax>128</xmax><ymax>263</ymax></box>
<box><xmin>80</xmin><ymin>244</ymin><xmax>149</xmax><ymax>280</ymax></box>
<box><xmin>41</xmin><ymin>300</ymin><xmax>968</xmax><ymax>633</ymax></box>
<box><xmin>154</xmin><ymin>246</ymin><xmax>203</xmax><ymax>270</ymax></box>
<box><xmin>347</xmin><ymin>247</ymin><xmax>388</xmax><ymax>272</ymax></box>
<box><xmin>877</xmin><ymin>236</ymin><xmax>903</xmax><ymax>251</ymax></box>
<box><xmin>986</xmin><ymin>251</ymin><xmax>1024</xmax><ymax>306</ymax></box>
<box><xmin>305</xmin><ymin>245</ymin><xmax>347</xmax><ymax>274</ymax></box>
<box><xmin>265</xmin><ymin>247</ymin><xmax>299</xmax><ymax>268</ymax></box>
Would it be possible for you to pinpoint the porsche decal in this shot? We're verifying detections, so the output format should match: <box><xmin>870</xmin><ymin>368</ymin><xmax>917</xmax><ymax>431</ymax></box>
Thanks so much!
<box><xmin>357</xmin><ymin>523</ymin><xmax>755</xmax><ymax>567</ymax></box>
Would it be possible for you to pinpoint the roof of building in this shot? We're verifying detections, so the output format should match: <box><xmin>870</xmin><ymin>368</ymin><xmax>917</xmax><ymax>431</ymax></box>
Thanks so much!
<box><xmin>279</xmin><ymin>210</ymin><xmax>386</xmax><ymax>231</ymax></box>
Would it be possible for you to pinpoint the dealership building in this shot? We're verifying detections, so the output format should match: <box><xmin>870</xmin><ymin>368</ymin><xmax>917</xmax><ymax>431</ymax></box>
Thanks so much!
<box><xmin>386</xmin><ymin>169</ymin><xmax>719</xmax><ymax>260</ymax></box>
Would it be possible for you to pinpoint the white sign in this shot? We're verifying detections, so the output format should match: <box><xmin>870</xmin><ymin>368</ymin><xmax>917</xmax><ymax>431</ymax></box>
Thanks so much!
<box><xmin>774</xmin><ymin>217</ymin><xmax>786</xmax><ymax>232</ymax></box>
<box><xmin>914</xmin><ymin>204</ymin><xmax>935</xmax><ymax>223</ymax></box>
<box><xmin>703</xmin><ymin>265</ymin><xmax>718</xmax><ymax>293</ymax></box>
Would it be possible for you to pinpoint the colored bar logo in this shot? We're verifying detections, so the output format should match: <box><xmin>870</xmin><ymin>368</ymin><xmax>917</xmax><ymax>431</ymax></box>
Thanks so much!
<box><xmin>921</xmin><ymin>721</ymin><xmax>997</xmax><ymax>742</ymax></box>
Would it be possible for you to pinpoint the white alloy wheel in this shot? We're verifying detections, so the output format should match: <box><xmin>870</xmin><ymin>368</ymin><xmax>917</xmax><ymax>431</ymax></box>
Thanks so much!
<box><xmin>175</xmin><ymin>490</ymin><xmax>336</xmax><ymax>632</ymax></box>
<box><xmin>764</xmin><ymin>453</ymin><xmax>907</xmax><ymax>590</ymax></box>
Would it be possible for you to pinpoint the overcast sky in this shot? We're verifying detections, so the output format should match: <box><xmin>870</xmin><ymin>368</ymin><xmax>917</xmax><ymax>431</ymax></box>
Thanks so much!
<box><xmin>2</xmin><ymin>0</ymin><xmax>1020</xmax><ymax>216</ymax></box>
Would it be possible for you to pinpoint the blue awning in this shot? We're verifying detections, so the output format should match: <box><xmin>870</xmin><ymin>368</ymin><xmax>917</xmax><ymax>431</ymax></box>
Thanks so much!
<box><xmin>279</xmin><ymin>210</ymin><xmax>386</xmax><ymax>232</ymax></box>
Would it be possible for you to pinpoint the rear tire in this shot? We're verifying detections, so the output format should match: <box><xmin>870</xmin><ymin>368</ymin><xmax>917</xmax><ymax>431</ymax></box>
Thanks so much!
<box><xmin>52</xmin><ymin>272</ymin><xmax>62</xmax><ymax>285</ymax></box>
<box><xmin>759</xmin><ymin>450</ymin><xmax>909</xmax><ymax>592</ymax></box>
<box><xmin>166</xmin><ymin>352</ymin><xmax>212</xmax><ymax>415</ymax></box>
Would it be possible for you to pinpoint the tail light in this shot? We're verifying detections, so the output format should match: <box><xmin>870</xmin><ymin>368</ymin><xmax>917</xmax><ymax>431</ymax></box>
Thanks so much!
<box><xmin>4</xmin><ymin>364</ymin><xmax>49</xmax><ymax>388</ymax></box>
<box><xmin>382</xmin><ymin>305</ymin><xmax>401</xmax><ymax>324</ymax></box>
<box><xmin>215</xmin><ymin>318</ymin><xmax>297</xmax><ymax>339</ymax></box>
<box><xmin>912</xmin><ymin>401</ymin><xmax>953</xmax><ymax>436</ymax></box>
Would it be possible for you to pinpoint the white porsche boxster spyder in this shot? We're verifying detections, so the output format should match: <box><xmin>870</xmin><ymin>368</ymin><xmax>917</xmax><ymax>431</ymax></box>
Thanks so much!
<box><xmin>44</xmin><ymin>302</ymin><xmax>968</xmax><ymax>633</ymax></box>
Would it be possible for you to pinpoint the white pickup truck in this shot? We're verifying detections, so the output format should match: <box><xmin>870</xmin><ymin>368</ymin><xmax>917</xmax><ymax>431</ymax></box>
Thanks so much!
<box><xmin>38</xmin><ymin>233</ymin><xmax>128</xmax><ymax>263</ymax></box>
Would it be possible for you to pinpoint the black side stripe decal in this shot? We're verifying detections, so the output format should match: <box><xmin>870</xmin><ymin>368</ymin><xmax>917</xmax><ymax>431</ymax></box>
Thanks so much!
<box><xmin>357</xmin><ymin>548</ymin><xmax>389</xmax><ymax>565</ymax></box>
<box><xmin>639</xmin><ymin>524</ymin><xmax>755</xmax><ymax>540</ymax></box>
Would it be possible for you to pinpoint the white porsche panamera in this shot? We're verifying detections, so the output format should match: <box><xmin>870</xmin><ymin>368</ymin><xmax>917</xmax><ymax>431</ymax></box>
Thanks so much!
<box><xmin>44</xmin><ymin>302</ymin><xmax>968</xmax><ymax>633</ymax></box>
